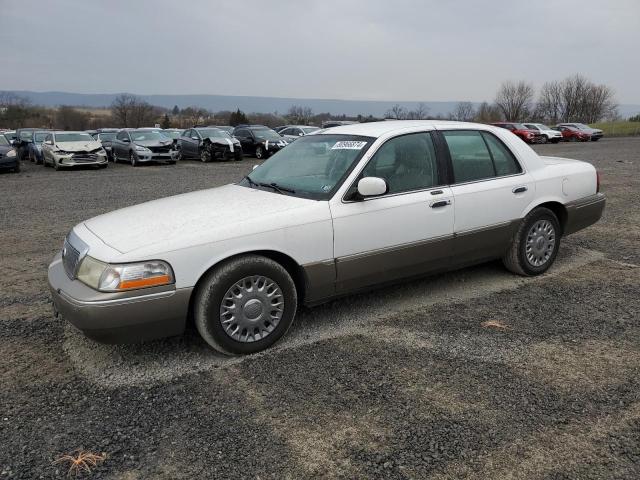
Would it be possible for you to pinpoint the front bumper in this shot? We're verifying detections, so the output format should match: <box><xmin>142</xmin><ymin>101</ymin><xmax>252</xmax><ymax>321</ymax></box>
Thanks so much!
<box><xmin>564</xmin><ymin>193</ymin><xmax>606</xmax><ymax>235</ymax></box>
<box><xmin>136</xmin><ymin>150</ymin><xmax>178</xmax><ymax>162</ymax></box>
<box><xmin>55</xmin><ymin>154</ymin><xmax>108</xmax><ymax>167</ymax></box>
<box><xmin>48</xmin><ymin>252</ymin><xmax>192</xmax><ymax>343</ymax></box>
<box><xmin>0</xmin><ymin>156</ymin><xmax>19</xmax><ymax>169</ymax></box>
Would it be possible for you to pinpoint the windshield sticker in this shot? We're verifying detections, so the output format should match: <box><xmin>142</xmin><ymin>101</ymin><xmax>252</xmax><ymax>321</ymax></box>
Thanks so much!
<box><xmin>331</xmin><ymin>141</ymin><xmax>367</xmax><ymax>150</ymax></box>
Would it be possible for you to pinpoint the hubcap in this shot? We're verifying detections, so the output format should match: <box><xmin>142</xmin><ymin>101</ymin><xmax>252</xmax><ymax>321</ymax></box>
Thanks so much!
<box><xmin>525</xmin><ymin>219</ymin><xmax>556</xmax><ymax>267</ymax></box>
<box><xmin>219</xmin><ymin>275</ymin><xmax>284</xmax><ymax>343</ymax></box>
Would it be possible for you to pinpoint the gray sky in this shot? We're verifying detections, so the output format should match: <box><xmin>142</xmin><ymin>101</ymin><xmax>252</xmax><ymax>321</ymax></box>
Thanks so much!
<box><xmin>1</xmin><ymin>0</ymin><xmax>638</xmax><ymax>103</ymax></box>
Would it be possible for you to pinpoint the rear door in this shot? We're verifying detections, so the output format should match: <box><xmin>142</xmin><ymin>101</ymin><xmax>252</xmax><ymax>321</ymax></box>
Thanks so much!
<box><xmin>330</xmin><ymin>131</ymin><xmax>454</xmax><ymax>293</ymax></box>
<box><xmin>438</xmin><ymin>129</ymin><xmax>534</xmax><ymax>265</ymax></box>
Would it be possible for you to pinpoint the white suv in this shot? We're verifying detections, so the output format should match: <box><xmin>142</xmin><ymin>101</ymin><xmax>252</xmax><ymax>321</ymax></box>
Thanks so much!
<box><xmin>523</xmin><ymin>123</ymin><xmax>563</xmax><ymax>143</ymax></box>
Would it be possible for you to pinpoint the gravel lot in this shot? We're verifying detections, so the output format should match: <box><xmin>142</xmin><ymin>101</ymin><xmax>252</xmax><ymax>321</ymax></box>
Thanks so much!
<box><xmin>1</xmin><ymin>138</ymin><xmax>639</xmax><ymax>479</ymax></box>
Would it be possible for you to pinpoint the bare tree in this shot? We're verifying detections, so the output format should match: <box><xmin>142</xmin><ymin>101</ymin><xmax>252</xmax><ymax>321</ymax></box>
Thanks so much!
<box><xmin>55</xmin><ymin>106</ymin><xmax>91</xmax><ymax>130</ymax></box>
<box><xmin>110</xmin><ymin>94</ymin><xmax>156</xmax><ymax>127</ymax></box>
<box><xmin>286</xmin><ymin>105</ymin><xmax>314</xmax><ymax>124</ymax></box>
<box><xmin>494</xmin><ymin>81</ymin><xmax>534</xmax><ymax>121</ymax></box>
<box><xmin>385</xmin><ymin>104</ymin><xmax>407</xmax><ymax>120</ymax></box>
<box><xmin>406</xmin><ymin>103</ymin><xmax>430</xmax><ymax>120</ymax></box>
<box><xmin>474</xmin><ymin>102</ymin><xmax>502</xmax><ymax>123</ymax></box>
<box><xmin>451</xmin><ymin>102</ymin><xmax>475</xmax><ymax>121</ymax></box>
<box><xmin>535</xmin><ymin>75</ymin><xmax>617</xmax><ymax>123</ymax></box>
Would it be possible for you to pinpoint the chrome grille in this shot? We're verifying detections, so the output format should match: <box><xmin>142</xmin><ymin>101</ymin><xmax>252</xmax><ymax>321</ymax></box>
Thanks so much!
<box><xmin>62</xmin><ymin>239</ymin><xmax>81</xmax><ymax>279</ymax></box>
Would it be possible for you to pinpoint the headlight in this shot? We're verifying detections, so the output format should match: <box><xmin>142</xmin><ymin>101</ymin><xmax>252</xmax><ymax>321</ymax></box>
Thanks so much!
<box><xmin>6</xmin><ymin>149</ymin><xmax>16</xmax><ymax>158</ymax></box>
<box><xmin>135</xmin><ymin>145</ymin><xmax>150</xmax><ymax>152</ymax></box>
<box><xmin>76</xmin><ymin>256</ymin><xmax>174</xmax><ymax>292</ymax></box>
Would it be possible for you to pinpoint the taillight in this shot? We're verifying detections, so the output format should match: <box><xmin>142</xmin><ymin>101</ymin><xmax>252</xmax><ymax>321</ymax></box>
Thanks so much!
<box><xmin>596</xmin><ymin>170</ymin><xmax>601</xmax><ymax>193</ymax></box>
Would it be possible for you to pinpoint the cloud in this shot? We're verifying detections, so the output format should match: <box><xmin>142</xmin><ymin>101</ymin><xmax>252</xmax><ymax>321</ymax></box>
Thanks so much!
<box><xmin>0</xmin><ymin>0</ymin><xmax>638</xmax><ymax>103</ymax></box>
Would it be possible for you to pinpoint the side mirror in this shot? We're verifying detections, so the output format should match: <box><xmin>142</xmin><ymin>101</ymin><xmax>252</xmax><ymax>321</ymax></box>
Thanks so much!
<box><xmin>45</xmin><ymin>140</ymin><xmax>53</xmax><ymax>145</ymax></box>
<box><xmin>357</xmin><ymin>177</ymin><xmax>387</xmax><ymax>198</ymax></box>
<box><xmin>298</xmin><ymin>132</ymin><xmax>304</xmax><ymax>136</ymax></box>
<box><xmin>122</xmin><ymin>137</ymin><xmax>130</xmax><ymax>143</ymax></box>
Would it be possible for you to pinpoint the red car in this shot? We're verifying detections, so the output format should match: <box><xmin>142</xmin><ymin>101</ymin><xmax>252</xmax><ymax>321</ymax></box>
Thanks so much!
<box><xmin>555</xmin><ymin>125</ymin><xmax>591</xmax><ymax>142</ymax></box>
<box><xmin>490</xmin><ymin>122</ymin><xmax>544</xmax><ymax>144</ymax></box>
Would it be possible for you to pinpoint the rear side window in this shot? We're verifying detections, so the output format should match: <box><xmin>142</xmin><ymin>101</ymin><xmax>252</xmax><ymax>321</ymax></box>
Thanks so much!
<box><xmin>443</xmin><ymin>130</ymin><xmax>522</xmax><ymax>183</ymax></box>
<box><xmin>481</xmin><ymin>132</ymin><xmax>522</xmax><ymax>176</ymax></box>
<box><xmin>443</xmin><ymin>131</ymin><xmax>494</xmax><ymax>183</ymax></box>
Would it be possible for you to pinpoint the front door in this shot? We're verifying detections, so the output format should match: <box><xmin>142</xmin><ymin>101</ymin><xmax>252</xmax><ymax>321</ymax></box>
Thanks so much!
<box><xmin>330</xmin><ymin>131</ymin><xmax>455</xmax><ymax>294</ymax></box>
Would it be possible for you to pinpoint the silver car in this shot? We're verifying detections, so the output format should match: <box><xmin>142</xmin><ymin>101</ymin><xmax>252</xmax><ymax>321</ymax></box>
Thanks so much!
<box><xmin>42</xmin><ymin>131</ymin><xmax>108</xmax><ymax>170</ymax></box>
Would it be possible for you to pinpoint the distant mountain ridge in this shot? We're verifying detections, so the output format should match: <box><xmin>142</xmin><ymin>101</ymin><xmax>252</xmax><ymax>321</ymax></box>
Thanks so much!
<box><xmin>4</xmin><ymin>90</ymin><xmax>640</xmax><ymax>118</ymax></box>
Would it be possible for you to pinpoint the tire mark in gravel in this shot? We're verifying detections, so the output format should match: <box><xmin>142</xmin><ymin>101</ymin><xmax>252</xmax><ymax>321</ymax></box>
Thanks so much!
<box><xmin>61</xmin><ymin>244</ymin><xmax>603</xmax><ymax>388</ymax></box>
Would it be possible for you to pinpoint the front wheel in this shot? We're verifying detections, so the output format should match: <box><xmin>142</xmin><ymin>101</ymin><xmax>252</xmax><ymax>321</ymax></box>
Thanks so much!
<box><xmin>200</xmin><ymin>147</ymin><xmax>211</xmax><ymax>163</ymax></box>
<box><xmin>194</xmin><ymin>255</ymin><xmax>298</xmax><ymax>355</ymax></box>
<box><xmin>502</xmin><ymin>207</ymin><xmax>561</xmax><ymax>276</ymax></box>
<box><xmin>130</xmin><ymin>152</ymin><xmax>138</xmax><ymax>167</ymax></box>
<box><xmin>255</xmin><ymin>145</ymin><xmax>264</xmax><ymax>159</ymax></box>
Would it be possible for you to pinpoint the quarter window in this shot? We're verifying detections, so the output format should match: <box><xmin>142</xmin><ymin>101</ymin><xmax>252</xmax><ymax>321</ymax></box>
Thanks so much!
<box><xmin>481</xmin><ymin>132</ymin><xmax>522</xmax><ymax>176</ymax></box>
<box><xmin>360</xmin><ymin>132</ymin><xmax>439</xmax><ymax>194</ymax></box>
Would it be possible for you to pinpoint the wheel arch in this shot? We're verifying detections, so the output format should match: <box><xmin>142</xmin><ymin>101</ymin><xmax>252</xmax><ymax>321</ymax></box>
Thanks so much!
<box><xmin>186</xmin><ymin>249</ymin><xmax>308</xmax><ymax>324</ymax></box>
<box><xmin>525</xmin><ymin>200</ymin><xmax>568</xmax><ymax>234</ymax></box>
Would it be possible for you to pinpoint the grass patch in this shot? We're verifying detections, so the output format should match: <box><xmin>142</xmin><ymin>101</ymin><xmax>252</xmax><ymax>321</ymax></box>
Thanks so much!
<box><xmin>591</xmin><ymin>121</ymin><xmax>640</xmax><ymax>137</ymax></box>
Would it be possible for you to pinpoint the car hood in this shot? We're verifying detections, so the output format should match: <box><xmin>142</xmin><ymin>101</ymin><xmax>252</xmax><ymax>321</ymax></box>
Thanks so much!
<box><xmin>83</xmin><ymin>184</ymin><xmax>317</xmax><ymax>255</ymax></box>
<box><xmin>0</xmin><ymin>145</ymin><xmax>13</xmax><ymax>155</ymax></box>
<box><xmin>134</xmin><ymin>139</ymin><xmax>174</xmax><ymax>147</ymax></box>
<box><xmin>56</xmin><ymin>140</ymin><xmax>102</xmax><ymax>151</ymax></box>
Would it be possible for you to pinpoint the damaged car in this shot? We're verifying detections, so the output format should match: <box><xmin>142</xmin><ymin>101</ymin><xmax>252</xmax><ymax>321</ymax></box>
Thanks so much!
<box><xmin>111</xmin><ymin>129</ymin><xmax>177</xmax><ymax>166</ymax></box>
<box><xmin>42</xmin><ymin>131</ymin><xmax>108</xmax><ymax>170</ymax></box>
<box><xmin>0</xmin><ymin>134</ymin><xmax>19</xmax><ymax>173</ymax></box>
<box><xmin>232</xmin><ymin>125</ymin><xmax>289</xmax><ymax>159</ymax></box>
<box><xmin>177</xmin><ymin>127</ymin><xmax>242</xmax><ymax>162</ymax></box>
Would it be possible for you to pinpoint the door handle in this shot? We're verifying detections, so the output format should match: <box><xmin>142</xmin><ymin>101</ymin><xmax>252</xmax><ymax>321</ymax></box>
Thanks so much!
<box><xmin>430</xmin><ymin>199</ymin><xmax>451</xmax><ymax>208</ymax></box>
<box><xmin>430</xmin><ymin>190</ymin><xmax>444</xmax><ymax>195</ymax></box>
<box><xmin>512</xmin><ymin>186</ymin><xmax>528</xmax><ymax>194</ymax></box>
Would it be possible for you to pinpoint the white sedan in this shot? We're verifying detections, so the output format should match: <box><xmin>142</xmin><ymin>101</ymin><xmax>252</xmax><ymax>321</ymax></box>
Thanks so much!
<box><xmin>49</xmin><ymin>121</ymin><xmax>605</xmax><ymax>355</ymax></box>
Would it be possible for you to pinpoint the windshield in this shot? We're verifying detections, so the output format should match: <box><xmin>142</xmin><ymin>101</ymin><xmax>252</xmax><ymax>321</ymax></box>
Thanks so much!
<box><xmin>162</xmin><ymin>130</ymin><xmax>181</xmax><ymax>139</ymax></box>
<box><xmin>251</xmin><ymin>128</ymin><xmax>283</xmax><ymax>141</ymax></box>
<box><xmin>196</xmin><ymin>128</ymin><xmax>231</xmax><ymax>139</ymax></box>
<box><xmin>241</xmin><ymin>134</ymin><xmax>374</xmax><ymax>200</ymax></box>
<box><xmin>55</xmin><ymin>133</ymin><xmax>94</xmax><ymax>142</ymax></box>
<box><xmin>97</xmin><ymin>133</ymin><xmax>116</xmax><ymax>141</ymax></box>
<box><xmin>130</xmin><ymin>131</ymin><xmax>166</xmax><ymax>141</ymax></box>
<box><xmin>34</xmin><ymin>132</ymin><xmax>48</xmax><ymax>142</ymax></box>
<box><xmin>19</xmin><ymin>131</ymin><xmax>33</xmax><ymax>141</ymax></box>
<box><xmin>302</xmin><ymin>127</ymin><xmax>320</xmax><ymax>134</ymax></box>
<box><xmin>0</xmin><ymin>136</ymin><xmax>8</xmax><ymax>146</ymax></box>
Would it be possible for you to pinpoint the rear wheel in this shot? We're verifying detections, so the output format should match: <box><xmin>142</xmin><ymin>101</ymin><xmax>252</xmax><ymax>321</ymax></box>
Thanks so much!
<box><xmin>194</xmin><ymin>255</ymin><xmax>298</xmax><ymax>355</ymax></box>
<box><xmin>502</xmin><ymin>207</ymin><xmax>561</xmax><ymax>276</ymax></box>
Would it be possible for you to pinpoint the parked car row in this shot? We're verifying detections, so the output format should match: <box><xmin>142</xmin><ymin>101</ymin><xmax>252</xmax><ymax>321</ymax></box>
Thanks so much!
<box><xmin>491</xmin><ymin>122</ymin><xmax>604</xmax><ymax>144</ymax></box>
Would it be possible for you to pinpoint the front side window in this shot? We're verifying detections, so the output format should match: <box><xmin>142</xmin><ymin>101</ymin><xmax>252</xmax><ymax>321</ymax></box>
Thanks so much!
<box><xmin>116</xmin><ymin>131</ymin><xmax>128</xmax><ymax>141</ymax></box>
<box><xmin>359</xmin><ymin>132</ymin><xmax>439</xmax><ymax>194</ymax></box>
<box><xmin>243</xmin><ymin>134</ymin><xmax>374</xmax><ymax>200</ymax></box>
<box><xmin>0</xmin><ymin>135</ymin><xmax>8</xmax><ymax>146</ymax></box>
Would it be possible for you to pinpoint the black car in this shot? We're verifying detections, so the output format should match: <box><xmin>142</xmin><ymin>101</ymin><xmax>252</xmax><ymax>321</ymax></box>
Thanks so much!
<box><xmin>111</xmin><ymin>129</ymin><xmax>177</xmax><ymax>166</ymax></box>
<box><xmin>178</xmin><ymin>127</ymin><xmax>242</xmax><ymax>162</ymax></box>
<box><xmin>27</xmin><ymin>131</ymin><xmax>49</xmax><ymax>164</ymax></box>
<box><xmin>0</xmin><ymin>134</ymin><xmax>19</xmax><ymax>173</ymax></box>
<box><xmin>93</xmin><ymin>131</ymin><xmax>118</xmax><ymax>161</ymax></box>
<box><xmin>232</xmin><ymin>125</ymin><xmax>289</xmax><ymax>159</ymax></box>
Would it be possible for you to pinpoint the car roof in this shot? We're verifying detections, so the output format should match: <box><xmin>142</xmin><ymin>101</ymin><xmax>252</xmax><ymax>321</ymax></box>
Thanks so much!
<box><xmin>320</xmin><ymin>120</ymin><xmax>500</xmax><ymax>138</ymax></box>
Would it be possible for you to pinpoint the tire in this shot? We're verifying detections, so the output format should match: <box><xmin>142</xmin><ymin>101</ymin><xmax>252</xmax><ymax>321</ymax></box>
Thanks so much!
<box><xmin>175</xmin><ymin>149</ymin><xmax>182</xmax><ymax>161</ymax></box>
<box><xmin>592</xmin><ymin>137</ymin><xmax>600</xmax><ymax>142</ymax></box>
<box><xmin>200</xmin><ymin>147</ymin><xmax>211</xmax><ymax>163</ymax></box>
<box><xmin>569</xmin><ymin>136</ymin><xmax>577</xmax><ymax>142</ymax></box>
<box><xmin>98</xmin><ymin>163</ymin><xmax>108</xmax><ymax>169</ymax></box>
<box><xmin>167</xmin><ymin>160</ymin><xmax>176</xmax><ymax>165</ymax></box>
<box><xmin>234</xmin><ymin>151</ymin><xmax>243</xmax><ymax>161</ymax></box>
<box><xmin>13</xmin><ymin>163</ymin><xmax>20</xmax><ymax>173</ymax></box>
<box><xmin>502</xmin><ymin>207</ymin><xmax>561</xmax><ymax>276</ymax></box>
<box><xmin>540</xmin><ymin>136</ymin><xmax>548</xmax><ymax>144</ymax></box>
<box><xmin>194</xmin><ymin>255</ymin><xmax>298</xmax><ymax>355</ymax></box>
<box><xmin>54</xmin><ymin>159</ymin><xmax>61</xmax><ymax>171</ymax></box>
<box><xmin>551</xmin><ymin>138</ymin><xmax>560</xmax><ymax>144</ymax></box>
<box><xmin>130</xmin><ymin>151</ymin><xmax>138</xmax><ymax>167</ymax></box>
<box><xmin>255</xmin><ymin>145</ymin><xmax>264</xmax><ymax>159</ymax></box>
